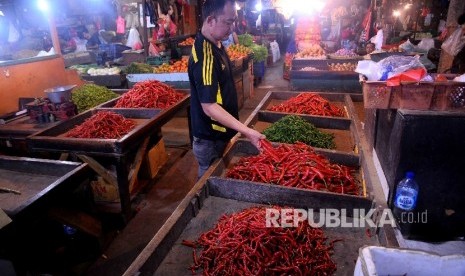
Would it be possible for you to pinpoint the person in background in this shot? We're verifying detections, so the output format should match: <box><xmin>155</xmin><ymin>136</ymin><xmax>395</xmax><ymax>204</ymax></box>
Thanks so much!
<box><xmin>80</xmin><ymin>29</ymin><xmax>101</xmax><ymax>49</ymax></box>
<box><xmin>451</xmin><ymin>13</ymin><xmax>465</xmax><ymax>74</ymax></box>
<box><xmin>188</xmin><ymin>0</ymin><xmax>265</xmax><ymax>178</ymax></box>
<box><xmin>370</xmin><ymin>23</ymin><xmax>384</xmax><ymax>51</ymax></box>
<box><xmin>221</xmin><ymin>26</ymin><xmax>239</xmax><ymax>48</ymax></box>
<box><xmin>365</xmin><ymin>42</ymin><xmax>375</xmax><ymax>54</ymax></box>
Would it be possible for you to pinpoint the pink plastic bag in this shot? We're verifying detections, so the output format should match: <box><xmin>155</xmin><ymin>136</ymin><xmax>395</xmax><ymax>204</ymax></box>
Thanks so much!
<box><xmin>116</xmin><ymin>16</ymin><xmax>126</xmax><ymax>34</ymax></box>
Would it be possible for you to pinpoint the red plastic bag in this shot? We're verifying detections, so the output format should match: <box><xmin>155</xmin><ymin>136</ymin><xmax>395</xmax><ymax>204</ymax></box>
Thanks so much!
<box><xmin>386</xmin><ymin>68</ymin><xmax>427</xmax><ymax>86</ymax></box>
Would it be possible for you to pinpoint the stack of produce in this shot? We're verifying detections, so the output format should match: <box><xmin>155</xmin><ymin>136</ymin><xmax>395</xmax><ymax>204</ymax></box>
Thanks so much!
<box><xmin>178</xmin><ymin>37</ymin><xmax>195</xmax><ymax>46</ymax></box>
<box><xmin>71</xmin><ymin>84</ymin><xmax>120</xmax><ymax>113</ymax></box>
<box><xmin>295</xmin><ymin>18</ymin><xmax>321</xmax><ymax>44</ymax></box>
<box><xmin>226</xmin><ymin>140</ymin><xmax>359</xmax><ymax>195</ymax></box>
<box><xmin>86</xmin><ymin>67</ymin><xmax>121</xmax><ymax>76</ymax></box>
<box><xmin>283</xmin><ymin>53</ymin><xmax>294</xmax><ymax>80</ymax></box>
<box><xmin>153</xmin><ymin>59</ymin><xmax>188</xmax><ymax>73</ymax></box>
<box><xmin>331</xmin><ymin>48</ymin><xmax>359</xmax><ymax>58</ymax></box>
<box><xmin>328</xmin><ymin>62</ymin><xmax>357</xmax><ymax>71</ymax></box>
<box><xmin>267</xmin><ymin>93</ymin><xmax>345</xmax><ymax>117</ymax></box>
<box><xmin>294</xmin><ymin>44</ymin><xmax>326</xmax><ymax>59</ymax></box>
<box><xmin>237</xmin><ymin>33</ymin><xmax>253</xmax><ymax>47</ymax></box>
<box><xmin>114</xmin><ymin>80</ymin><xmax>184</xmax><ymax>108</ymax></box>
<box><xmin>300</xmin><ymin>66</ymin><xmax>320</xmax><ymax>71</ymax></box>
<box><xmin>125</xmin><ymin>62</ymin><xmax>153</xmax><ymax>74</ymax></box>
<box><xmin>249</xmin><ymin>43</ymin><xmax>268</xmax><ymax>63</ymax></box>
<box><xmin>262</xmin><ymin>115</ymin><xmax>335</xmax><ymax>149</ymax></box>
<box><xmin>65</xmin><ymin>111</ymin><xmax>135</xmax><ymax>139</ymax></box>
<box><xmin>226</xmin><ymin>44</ymin><xmax>252</xmax><ymax>61</ymax></box>
<box><xmin>183</xmin><ymin>206</ymin><xmax>338</xmax><ymax>275</ymax></box>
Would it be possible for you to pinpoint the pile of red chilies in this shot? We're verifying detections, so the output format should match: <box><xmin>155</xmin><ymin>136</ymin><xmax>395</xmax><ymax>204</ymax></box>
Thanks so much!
<box><xmin>226</xmin><ymin>140</ymin><xmax>359</xmax><ymax>195</ymax></box>
<box><xmin>114</xmin><ymin>80</ymin><xmax>184</xmax><ymax>108</ymax></box>
<box><xmin>65</xmin><ymin>111</ymin><xmax>135</xmax><ymax>139</ymax></box>
<box><xmin>267</xmin><ymin>93</ymin><xmax>345</xmax><ymax>117</ymax></box>
<box><xmin>183</xmin><ymin>206</ymin><xmax>338</xmax><ymax>275</ymax></box>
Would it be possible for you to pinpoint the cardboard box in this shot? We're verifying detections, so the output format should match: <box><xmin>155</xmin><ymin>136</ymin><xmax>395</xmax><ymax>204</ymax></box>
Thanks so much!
<box><xmin>90</xmin><ymin>139</ymin><xmax>168</xmax><ymax>202</ymax></box>
<box><xmin>141</xmin><ymin>138</ymin><xmax>168</xmax><ymax>179</ymax></box>
<box><xmin>91</xmin><ymin>176</ymin><xmax>120</xmax><ymax>203</ymax></box>
<box><xmin>354</xmin><ymin>246</ymin><xmax>465</xmax><ymax>276</ymax></box>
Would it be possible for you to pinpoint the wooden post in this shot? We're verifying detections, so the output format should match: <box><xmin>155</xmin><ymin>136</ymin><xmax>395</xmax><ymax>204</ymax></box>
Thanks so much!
<box><xmin>438</xmin><ymin>0</ymin><xmax>465</xmax><ymax>73</ymax></box>
<box><xmin>47</xmin><ymin>13</ymin><xmax>61</xmax><ymax>55</ymax></box>
<box><xmin>142</xmin><ymin>0</ymin><xmax>149</xmax><ymax>57</ymax></box>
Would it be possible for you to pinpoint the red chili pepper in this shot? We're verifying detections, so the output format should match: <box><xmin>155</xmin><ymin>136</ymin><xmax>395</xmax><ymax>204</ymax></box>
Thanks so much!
<box><xmin>267</xmin><ymin>92</ymin><xmax>344</xmax><ymax>117</ymax></box>
<box><xmin>114</xmin><ymin>80</ymin><xmax>184</xmax><ymax>108</ymax></box>
<box><xmin>65</xmin><ymin>111</ymin><xmax>135</xmax><ymax>139</ymax></box>
<box><xmin>184</xmin><ymin>206</ymin><xmax>338</xmax><ymax>275</ymax></box>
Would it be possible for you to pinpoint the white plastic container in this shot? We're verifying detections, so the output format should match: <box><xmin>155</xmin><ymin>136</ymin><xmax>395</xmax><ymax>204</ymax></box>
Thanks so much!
<box><xmin>354</xmin><ymin>246</ymin><xmax>465</xmax><ymax>276</ymax></box>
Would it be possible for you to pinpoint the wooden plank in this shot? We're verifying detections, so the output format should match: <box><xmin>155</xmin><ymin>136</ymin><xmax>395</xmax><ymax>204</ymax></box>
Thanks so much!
<box><xmin>77</xmin><ymin>154</ymin><xmax>117</xmax><ymax>187</ymax></box>
<box><xmin>258</xmin><ymin>111</ymin><xmax>352</xmax><ymax>130</ymax></box>
<box><xmin>128</xmin><ymin>137</ymin><xmax>150</xmax><ymax>190</ymax></box>
<box><xmin>207</xmin><ymin>177</ymin><xmax>373</xmax><ymax>217</ymax></box>
<box><xmin>48</xmin><ymin>207</ymin><xmax>102</xmax><ymax>238</ymax></box>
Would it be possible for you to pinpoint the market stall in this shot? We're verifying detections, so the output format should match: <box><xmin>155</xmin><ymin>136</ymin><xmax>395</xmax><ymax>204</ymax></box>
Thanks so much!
<box><xmin>26</xmin><ymin>82</ymin><xmax>190</xmax><ymax>221</ymax></box>
<box><xmin>362</xmin><ymin>74</ymin><xmax>465</xmax><ymax>240</ymax></box>
<box><xmin>121</xmin><ymin>89</ymin><xmax>400</xmax><ymax>275</ymax></box>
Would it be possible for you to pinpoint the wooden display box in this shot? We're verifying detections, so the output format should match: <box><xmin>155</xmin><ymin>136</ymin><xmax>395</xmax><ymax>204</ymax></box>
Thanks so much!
<box><xmin>91</xmin><ymin>138</ymin><xmax>168</xmax><ymax>203</ymax></box>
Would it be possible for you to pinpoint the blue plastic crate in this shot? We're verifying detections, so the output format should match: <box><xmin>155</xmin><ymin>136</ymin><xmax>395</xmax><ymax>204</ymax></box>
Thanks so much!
<box><xmin>253</xmin><ymin>61</ymin><xmax>266</xmax><ymax>78</ymax></box>
<box><xmin>99</xmin><ymin>44</ymin><xmax>131</xmax><ymax>60</ymax></box>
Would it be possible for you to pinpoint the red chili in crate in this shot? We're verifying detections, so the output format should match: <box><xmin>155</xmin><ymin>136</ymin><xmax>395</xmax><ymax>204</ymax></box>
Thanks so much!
<box><xmin>65</xmin><ymin>111</ymin><xmax>135</xmax><ymax>139</ymax></box>
<box><xmin>226</xmin><ymin>140</ymin><xmax>360</xmax><ymax>196</ymax></box>
<box><xmin>267</xmin><ymin>93</ymin><xmax>345</xmax><ymax>117</ymax></box>
<box><xmin>183</xmin><ymin>206</ymin><xmax>338</xmax><ymax>275</ymax></box>
<box><xmin>114</xmin><ymin>80</ymin><xmax>184</xmax><ymax>108</ymax></box>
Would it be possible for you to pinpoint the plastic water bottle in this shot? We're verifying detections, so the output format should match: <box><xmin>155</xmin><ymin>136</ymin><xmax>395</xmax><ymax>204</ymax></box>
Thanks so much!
<box><xmin>393</xmin><ymin>172</ymin><xmax>419</xmax><ymax>212</ymax></box>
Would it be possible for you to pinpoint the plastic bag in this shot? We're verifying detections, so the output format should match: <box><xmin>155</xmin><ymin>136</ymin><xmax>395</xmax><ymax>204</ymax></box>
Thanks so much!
<box><xmin>270</xmin><ymin>41</ymin><xmax>280</xmax><ymax>63</ymax></box>
<box><xmin>417</xmin><ymin>38</ymin><xmax>435</xmax><ymax>52</ymax></box>
<box><xmin>399</xmin><ymin>40</ymin><xmax>415</xmax><ymax>52</ymax></box>
<box><xmin>126</xmin><ymin>27</ymin><xmax>142</xmax><ymax>50</ymax></box>
<box><xmin>116</xmin><ymin>16</ymin><xmax>126</xmax><ymax>34</ymax></box>
<box><xmin>377</xmin><ymin>55</ymin><xmax>426</xmax><ymax>81</ymax></box>
<box><xmin>454</xmin><ymin>73</ymin><xmax>465</xmax><ymax>82</ymax></box>
<box><xmin>355</xmin><ymin>60</ymin><xmax>382</xmax><ymax>81</ymax></box>
<box><xmin>441</xmin><ymin>27</ymin><xmax>465</xmax><ymax>56</ymax></box>
<box><xmin>8</xmin><ymin>22</ymin><xmax>19</xmax><ymax>43</ymax></box>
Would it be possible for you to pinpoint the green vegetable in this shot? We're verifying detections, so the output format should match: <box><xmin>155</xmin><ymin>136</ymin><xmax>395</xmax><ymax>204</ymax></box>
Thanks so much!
<box><xmin>125</xmin><ymin>62</ymin><xmax>153</xmax><ymax>74</ymax></box>
<box><xmin>238</xmin><ymin>34</ymin><xmax>253</xmax><ymax>47</ymax></box>
<box><xmin>71</xmin><ymin>84</ymin><xmax>120</xmax><ymax>113</ymax></box>
<box><xmin>249</xmin><ymin>43</ymin><xmax>268</xmax><ymax>63</ymax></box>
<box><xmin>262</xmin><ymin>115</ymin><xmax>336</xmax><ymax>149</ymax></box>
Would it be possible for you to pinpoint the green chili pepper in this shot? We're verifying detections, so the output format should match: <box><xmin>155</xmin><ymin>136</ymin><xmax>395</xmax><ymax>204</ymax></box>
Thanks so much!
<box><xmin>262</xmin><ymin>115</ymin><xmax>336</xmax><ymax>149</ymax></box>
<box><xmin>71</xmin><ymin>84</ymin><xmax>120</xmax><ymax>113</ymax></box>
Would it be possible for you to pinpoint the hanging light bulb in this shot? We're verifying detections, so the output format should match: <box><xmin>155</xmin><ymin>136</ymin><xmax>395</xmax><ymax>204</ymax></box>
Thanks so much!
<box><xmin>37</xmin><ymin>0</ymin><xmax>49</xmax><ymax>12</ymax></box>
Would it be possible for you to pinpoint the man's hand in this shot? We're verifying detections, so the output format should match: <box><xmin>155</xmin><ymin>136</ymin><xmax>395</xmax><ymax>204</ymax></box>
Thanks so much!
<box><xmin>201</xmin><ymin>103</ymin><xmax>266</xmax><ymax>150</ymax></box>
<box><xmin>243</xmin><ymin>127</ymin><xmax>266</xmax><ymax>151</ymax></box>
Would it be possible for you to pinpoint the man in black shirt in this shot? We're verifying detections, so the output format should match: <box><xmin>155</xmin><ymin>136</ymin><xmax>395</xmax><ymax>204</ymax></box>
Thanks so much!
<box><xmin>188</xmin><ymin>0</ymin><xmax>265</xmax><ymax>178</ymax></box>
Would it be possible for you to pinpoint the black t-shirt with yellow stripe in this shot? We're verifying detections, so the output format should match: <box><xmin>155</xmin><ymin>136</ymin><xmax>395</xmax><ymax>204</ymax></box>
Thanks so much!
<box><xmin>188</xmin><ymin>33</ymin><xmax>239</xmax><ymax>141</ymax></box>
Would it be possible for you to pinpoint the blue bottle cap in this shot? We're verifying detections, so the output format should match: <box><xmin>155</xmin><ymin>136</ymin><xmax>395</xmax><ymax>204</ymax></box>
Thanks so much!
<box><xmin>405</xmin><ymin>171</ymin><xmax>415</xmax><ymax>179</ymax></box>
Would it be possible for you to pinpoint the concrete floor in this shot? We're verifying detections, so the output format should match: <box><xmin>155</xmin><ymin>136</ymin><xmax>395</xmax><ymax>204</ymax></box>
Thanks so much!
<box><xmin>86</xmin><ymin>60</ymin><xmax>290</xmax><ymax>276</ymax></box>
